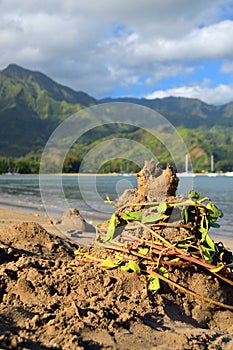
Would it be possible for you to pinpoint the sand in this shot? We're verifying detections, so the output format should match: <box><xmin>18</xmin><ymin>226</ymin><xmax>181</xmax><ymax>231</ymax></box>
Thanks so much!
<box><xmin>0</xmin><ymin>207</ymin><xmax>51</xmax><ymax>230</ymax></box>
<box><xmin>0</xmin><ymin>206</ymin><xmax>233</xmax><ymax>349</ymax></box>
<box><xmin>1</xmin><ymin>206</ymin><xmax>232</xmax><ymax>250</ymax></box>
<box><xmin>0</xmin><ymin>207</ymin><xmax>98</xmax><ymax>246</ymax></box>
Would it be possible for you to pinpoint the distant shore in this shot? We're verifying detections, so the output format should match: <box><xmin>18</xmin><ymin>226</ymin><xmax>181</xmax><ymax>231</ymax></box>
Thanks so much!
<box><xmin>1</xmin><ymin>171</ymin><xmax>233</xmax><ymax>177</ymax></box>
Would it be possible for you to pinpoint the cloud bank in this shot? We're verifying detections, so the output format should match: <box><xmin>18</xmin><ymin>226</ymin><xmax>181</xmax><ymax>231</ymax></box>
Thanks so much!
<box><xmin>0</xmin><ymin>0</ymin><xmax>233</xmax><ymax>104</ymax></box>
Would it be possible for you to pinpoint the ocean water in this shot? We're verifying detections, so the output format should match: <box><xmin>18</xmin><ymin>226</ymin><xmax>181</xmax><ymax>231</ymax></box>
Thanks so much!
<box><xmin>0</xmin><ymin>174</ymin><xmax>232</xmax><ymax>238</ymax></box>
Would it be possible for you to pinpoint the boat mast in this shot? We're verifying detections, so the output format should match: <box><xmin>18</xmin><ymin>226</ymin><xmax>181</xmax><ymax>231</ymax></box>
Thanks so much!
<box><xmin>211</xmin><ymin>154</ymin><xmax>214</xmax><ymax>173</ymax></box>
<box><xmin>185</xmin><ymin>153</ymin><xmax>189</xmax><ymax>173</ymax></box>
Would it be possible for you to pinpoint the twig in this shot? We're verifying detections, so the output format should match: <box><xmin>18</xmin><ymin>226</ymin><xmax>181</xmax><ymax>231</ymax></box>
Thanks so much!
<box><xmin>135</xmin><ymin>221</ymin><xmax>171</xmax><ymax>246</ymax></box>
<box><xmin>148</xmin><ymin>269</ymin><xmax>233</xmax><ymax>311</ymax></box>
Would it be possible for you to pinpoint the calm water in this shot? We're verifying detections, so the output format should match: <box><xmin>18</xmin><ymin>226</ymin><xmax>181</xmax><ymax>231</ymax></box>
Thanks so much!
<box><xmin>0</xmin><ymin>174</ymin><xmax>232</xmax><ymax>238</ymax></box>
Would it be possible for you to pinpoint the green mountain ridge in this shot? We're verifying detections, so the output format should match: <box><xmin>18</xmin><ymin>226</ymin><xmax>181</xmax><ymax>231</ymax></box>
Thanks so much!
<box><xmin>0</xmin><ymin>64</ymin><xmax>233</xmax><ymax>173</ymax></box>
<box><xmin>0</xmin><ymin>64</ymin><xmax>96</xmax><ymax>156</ymax></box>
<box><xmin>100</xmin><ymin>96</ymin><xmax>233</xmax><ymax>129</ymax></box>
<box><xmin>1</xmin><ymin>64</ymin><xmax>96</xmax><ymax>105</ymax></box>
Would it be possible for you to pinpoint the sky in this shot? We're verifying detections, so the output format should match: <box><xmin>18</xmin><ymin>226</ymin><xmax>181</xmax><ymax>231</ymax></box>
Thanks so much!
<box><xmin>1</xmin><ymin>0</ymin><xmax>233</xmax><ymax>105</ymax></box>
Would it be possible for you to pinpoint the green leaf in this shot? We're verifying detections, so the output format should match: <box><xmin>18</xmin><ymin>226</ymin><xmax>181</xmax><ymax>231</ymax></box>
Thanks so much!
<box><xmin>188</xmin><ymin>190</ymin><xmax>202</xmax><ymax>200</ymax></box>
<box><xmin>148</xmin><ymin>274</ymin><xmax>160</xmax><ymax>293</ymax></box>
<box><xmin>198</xmin><ymin>226</ymin><xmax>208</xmax><ymax>235</ymax></box>
<box><xmin>141</xmin><ymin>214</ymin><xmax>166</xmax><ymax>224</ymax></box>
<box><xmin>128</xmin><ymin>260</ymin><xmax>140</xmax><ymax>273</ymax></box>
<box><xmin>138</xmin><ymin>247</ymin><xmax>149</xmax><ymax>255</ymax></box>
<box><xmin>159</xmin><ymin>267</ymin><xmax>169</xmax><ymax>278</ymax></box>
<box><xmin>114</xmin><ymin>254</ymin><xmax>123</xmax><ymax>260</ymax></box>
<box><xmin>199</xmin><ymin>225</ymin><xmax>218</xmax><ymax>252</ymax></box>
<box><xmin>100</xmin><ymin>257</ymin><xmax>122</xmax><ymax>269</ymax></box>
<box><xmin>176</xmin><ymin>242</ymin><xmax>189</xmax><ymax>249</ymax></box>
<box><xmin>182</xmin><ymin>207</ymin><xmax>189</xmax><ymax>224</ymax></box>
<box><xmin>205</xmin><ymin>233</ymin><xmax>218</xmax><ymax>252</ymax></box>
<box><xmin>148</xmin><ymin>268</ymin><xmax>168</xmax><ymax>293</ymax></box>
<box><xmin>157</xmin><ymin>202</ymin><xmax>167</xmax><ymax>213</ymax></box>
<box><xmin>199</xmin><ymin>245</ymin><xmax>213</xmax><ymax>263</ymax></box>
<box><xmin>169</xmin><ymin>258</ymin><xmax>180</xmax><ymax>263</ymax></box>
<box><xmin>105</xmin><ymin>213</ymin><xmax>117</xmax><ymax>241</ymax></box>
<box><xmin>122</xmin><ymin>210</ymin><xmax>142</xmax><ymax>221</ymax></box>
<box><xmin>206</xmin><ymin>201</ymin><xmax>223</xmax><ymax>216</ymax></box>
<box><xmin>206</xmin><ymin>202</ymin><xmax>223</xmax><ymax>226</ymax></box>
<box><xmin>121</xmin><ymin>265</ymin><xmax>130</xmax><ymax>272</ymax></box>
<box><xmin>121</xmin><ymin>260</ymin><xmax>140</xmax><ymax>273</ymax></box>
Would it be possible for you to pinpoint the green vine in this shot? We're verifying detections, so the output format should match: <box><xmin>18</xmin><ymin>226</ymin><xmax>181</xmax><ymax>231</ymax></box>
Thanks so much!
<box><xmin>73</xmin><ymin>190</ymin><xmax>233</xmax><ymax>310</ymax></box>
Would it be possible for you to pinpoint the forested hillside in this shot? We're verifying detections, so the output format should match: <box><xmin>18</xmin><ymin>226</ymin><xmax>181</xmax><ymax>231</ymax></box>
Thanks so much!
<box><xmin>0</xmin><ymin>64</ymin><xmax>233</xmax><ymax>173</ymax></box>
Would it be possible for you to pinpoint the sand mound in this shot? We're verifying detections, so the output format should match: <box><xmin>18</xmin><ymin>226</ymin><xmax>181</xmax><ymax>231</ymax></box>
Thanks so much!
<box><xmin>0</xmin><ymin>221</ymin><xmax>233</xmax><ymax>349</ymax></box>
<box><xmin>0</xmin><ymin>222</ymin><xmax>79</xmax><ymax>259</ymax></box>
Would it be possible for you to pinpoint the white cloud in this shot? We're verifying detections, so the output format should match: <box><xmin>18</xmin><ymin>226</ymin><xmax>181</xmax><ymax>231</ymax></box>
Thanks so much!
<box><xmin>221</xmin><ymin>60</ymin><xmax>233</xmax><ymax>73</ymax></box>
<box><xmin>113</xmin><ymin>20</ymin><xmax>233</xmax><ymax>65</ymax></box>
<box><xmin>0</xmin><ymin>0</ymin><xmax>233</xmax><ymax>100</ymax></box>
<box><xmin>146</xmin><ymin>82</ymin><xmax>233</xmax><ymax>105</ymax></box>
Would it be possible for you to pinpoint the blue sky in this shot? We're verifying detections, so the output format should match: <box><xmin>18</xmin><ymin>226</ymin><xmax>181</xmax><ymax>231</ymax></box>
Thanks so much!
<box><xmin>1</xmin><ymin>0</ymin><xmax>233</xmax><ymax>105</ymax></box>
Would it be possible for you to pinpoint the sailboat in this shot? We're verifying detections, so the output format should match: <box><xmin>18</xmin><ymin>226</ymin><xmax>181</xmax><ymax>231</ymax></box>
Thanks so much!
<box><xmin>178</xmin><ymin>154</ymin><xmax>196</xmax><ymax>177</ymax></box>
<box><xmin>207</xmin><ymin>154</ymin><xmax>220</xmax><ymax>177</ymax></box>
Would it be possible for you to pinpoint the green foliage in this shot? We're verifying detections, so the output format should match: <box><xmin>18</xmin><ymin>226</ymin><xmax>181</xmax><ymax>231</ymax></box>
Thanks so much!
<box><xmin>122</xmin><ymin>211</ymin><xmax>143</xmax><ymax>221</ymax></box>
<box><xmin>188</xmin><ymin>190</ymin><xmax>202</xmax><ymax>200</ymax></box>
<box><xmin>74</xmin><ymin>188</ymin><xmax>233</xmax><ymax>309</ymax></box>
<box><xmin>157</xmin><ymin>202</ymin><xmax>168</xmax><ymax>213</ymax></box>
<box><xmin>182</xmin><ymin>207</ymin><xmax>189</xmax><ymax>224</ymax></box>
<box><xmin>138</xmin><ymin>247</ymin><xmax>149</xmax><ymax>255</ymax></box>
<box><xmin>199</xmin><ymin>245</ymin><xmax>214</xmax><ymax>263</ymax></box>
<box><xmin>105</xmin><ymin>213</ymin><xmax>117</xmax><ymax>241</ymax></box>
<box><xmin>148</xmin><ymin>274</ymin><xmax>160</xmax><ymax>293</ymax></box>
<box><xmin>186</xmin><ymin>191</ymin><xmax>222</xmax><ymax>258</ymax></box>
<box><xmin>178</xmin><ymin>128</ymin><xmax>233</xmax><ymax>172</ymax></box>
<box><xmin>148</xmin><ymin>267</ymin><xmax>169</xmax><ymax>293</ymax></box>
<box><xmin>141</xmin><ymin>214</ymin><xmax>167</xmax><ymax>224</ymax></box>
<box><xmin>99</xmin><ymin>256</ymin><xmax>123</xmax><ymax>269</ymax></box>
<box><xmin>121</xmin><ymin>260</ymin><xmax>140</xmax><ymax>273</ymax></box>
<box><xmin>206</xmin><ymin>202</ymin><xmax>223</xmax><ymax>226</ymax></box>
<box><xmin>0</xmin><ymin>155</ymin><xmax>40</xmax><ymax>174</ymax></box>
<box><xmin>1</xmin><ymin>64</ymin><xmax>233</xmax><ymax>173</ymax></box>
<box><xmin>0</xmin><ymin>64</ymin><xmax>95</xmax><ymax>158</ymax></box>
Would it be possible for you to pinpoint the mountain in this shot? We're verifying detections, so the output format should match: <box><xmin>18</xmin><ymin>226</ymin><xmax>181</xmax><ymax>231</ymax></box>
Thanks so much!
<box><xmin>0</xmin><ymin>64</ymin><xmax>233</xmax><ymax>173</ymax></box>
<box><xmin>0</xmin><ymin>64</ymin><xmax>96</xmax><ymax>156</ymax></box>
<box><xmin>1</xmin><ymin>64</ymin><xmax>96</xmax><ymax>106</ymax></box>
<box><xmin>100</xmin><ymin>96</ymin><xmax>233</xmax><ymax>129</ymax></box>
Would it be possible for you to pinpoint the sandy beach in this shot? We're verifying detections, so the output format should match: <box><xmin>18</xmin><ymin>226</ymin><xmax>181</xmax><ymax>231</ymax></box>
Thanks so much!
<box><xmin>1</xmin><ymin>205</ymin><xmax>233</xmax><ymax>349</ymax></box>
<box><xmin>1</xmin><ymin>206</ymin><xmax>232</xmax><ymax>250</ymax></box>
<box><xmin>0</xmin><ymin>207</ymin><xmax>52</xmax><ymax>230</ymax></box>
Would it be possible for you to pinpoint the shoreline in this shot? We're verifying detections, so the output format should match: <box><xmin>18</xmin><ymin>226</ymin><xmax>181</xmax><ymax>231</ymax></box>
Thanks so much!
<box><xmin>0</xmin><ymin>205</ymin><xmax>233</xmax><ymax>251</ymax></box>
<box><xmin>0</xmin><ymin>205</ymin><xmax>103</xmax><ymax>227</ymax></box>
<box><xmin>1</xmin><ymin>172</ymin><xmax>233</xmax><ymax>177</ymax></box>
